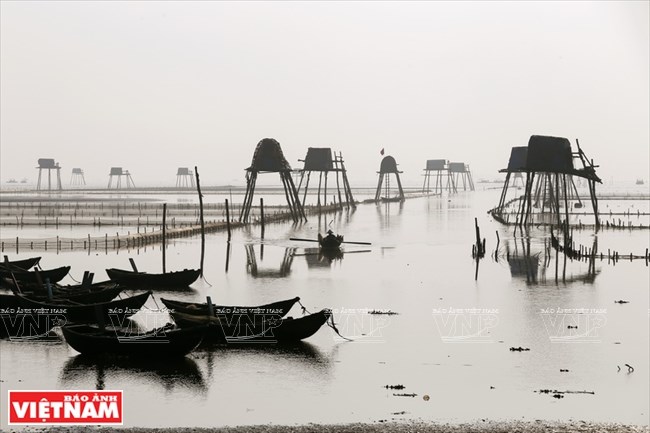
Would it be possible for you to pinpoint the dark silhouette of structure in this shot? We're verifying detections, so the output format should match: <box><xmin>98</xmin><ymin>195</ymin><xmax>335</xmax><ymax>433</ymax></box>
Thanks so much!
<box><xmin>239</xmin><ymin>138</ymin><xmax>306</xmax><ymax>223</ymax></box>
<box><xmin>176</xmin><ymin>167</ymin><xmax>195</xmax><ymax>188</ymax></box>
<box><xmin>422</xmin><ymin>160</ymin><xmax>474</xmax><ymax>193</ymax></box>
<box><xmin>422</xmin><ymin>159</ymin><xmax>452</xmax><ymax>194</ymax></box>
<box><xmin>492</xmin><ymin>135</ymin><xmax>601</xmax><ymax>230</ymax></box>
<box><xmin>36</xmin><ymin>158</ymin><xmax>62</xmax><ymax>191</ymax></box>
<box><xmin>448</xmin><ymin>162</ymin><xmax>475</xmax><ymax>192</ymax></box>
<box><xmin>297</xmin><ymin>148</ymin><xmax>355</xmax><ymax>208</ymax></box>
<box><xmin>70</xmin><ymin>168</ymin><xmax>86</xmax><ymax>186</ymax></box>
<box><xmin>375</xmin><ymin>156</ymin><xmax>404</xmax><ymax>202</ymax></box>
<box><xmin>107</xmin><ymin>167</ymin><xmax>135</xmax><ymax>189</ymax></box>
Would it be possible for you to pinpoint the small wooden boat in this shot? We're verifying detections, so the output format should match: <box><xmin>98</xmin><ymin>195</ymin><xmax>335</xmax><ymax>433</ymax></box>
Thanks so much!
<box><xmin>62</xmin><ymin>323</ymin><xmax>206</xmax><ymax>357</ymax></box>
<box><xmin>160</xmin><ymin>296</ymin><xmax>300</xmax><ymax>318</ymax></box>
<box><xmin>106</xmin><ymin>268</ymin><xmax>200</xmax><ymax>288</ymax></box>
<box><xmin>170</xmin><ymin>308</ymin><xmax>331</xmax><ymax>343</ymax></box>
<box><xmin>0</xmin><ymin>294</ymin><xmax>64</xmax><ymax>339</ymax></box>
<box><xmin>0</xmin><ymin>256</ymin><xmax>41</xmax><ymax>270</ymax></box>
<box><xmin>14</xmin><ymin>291</ymin><xmax>152</xmax><ymax>324</ymax></box>
<box><xmin>318</xmin><ymin>230</ymin><xmax>344</xmax><ymax>249</ymax></box>
<box><xmin>15</xmin><ymin>282</ymin><xmax>123</xmax><ymax>304</ymax></box>
<box><xmin>270</xmin><ymin>309</ymin><xmax>331</xmax><ymax>342</ymax></box>
<box><xmin>0</xmin><ymin>266</ymin><xmax>70</xmax><ymax>285</ymax></box>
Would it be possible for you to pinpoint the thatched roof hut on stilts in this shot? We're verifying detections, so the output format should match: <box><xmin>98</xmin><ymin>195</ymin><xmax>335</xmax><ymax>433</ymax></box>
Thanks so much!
<box><xmin>239</xmin><ymin>138</ymin><xmax>307</xmax><ymax>223</ymax></box>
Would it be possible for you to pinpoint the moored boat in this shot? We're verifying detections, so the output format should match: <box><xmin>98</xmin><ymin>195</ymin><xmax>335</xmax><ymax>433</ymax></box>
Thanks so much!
<box><xmin>14</xmin><ymin>291</ymin><xmax>152</xmax><ymax>324</ymax></box>
<box><xmin>0</xmin><ymin>256</ymin><xmax>41</xmax><ymax>270</ymax></box>
<box><xmin>0</xmin><ymin>293</ymin><xmax>64</xmax><ymax>339</ymax></box>
<box><xmin>106</xmin><ymin>268</ymin><xmax>200</xmax><ymax>288</ymax></box>
<box><xmin>62</xmin><ymin>323</ymin><xmax>206</xmax><ymax>357</ymax></box>
<box><xmin>160</xmin><ymin>296</ymin><xmax>300</xmax><ymax>318</ymax></box>
<box><xmin>14</xmin><ymin>282</ymin><xmax>123</xmax><ymax>304</ymax></box>
<box><xmin>169</xmin><ymin>308</ymin><xmax>331</xmax><ymax>343</ymax></box>
<box><xmin>0</xmin><ymin>266</ymin><xmax>70</xmax><ymax>285</ymax></box>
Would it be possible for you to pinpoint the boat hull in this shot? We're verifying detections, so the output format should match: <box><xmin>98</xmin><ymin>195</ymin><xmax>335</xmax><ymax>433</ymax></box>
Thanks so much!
<box><xmin>14</xmin><ymin>291</ymin><xmax>151</xmax><ymax>324</ymax></box>
<box><xmin>0</xmin><ymin>257</ymin><xmax>41</xmax><ymax>270</ymax></box>
<box><xmin>160</xmin><ymin>296</ymin><xmax>300</xmax><ymax>318</ymax></box>
<box><xmin>0</xmin><ymin>294</ymin><xmax>63</xmax><ymax>339</ymax></box>
<box><xmin>62</xmin><ymin>323</ymin><xmax>206</xmax><ymax>357</ymax></box>
<box><xmin>170</xmin><ymin>309</ymin><xmax>331</xmax><ymax>344</ymax></box>
<box><xmin>106</xmin><ymin>268</ymin><xmax>200</xmax><ymax>288</ymax></box>
<box><xmin>0</xmin><ymin>266</ymin><xmax>70</xmax><ymax>285</ymax></box>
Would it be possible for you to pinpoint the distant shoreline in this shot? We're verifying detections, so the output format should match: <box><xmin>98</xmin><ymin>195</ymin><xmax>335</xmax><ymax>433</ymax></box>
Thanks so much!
<box><xmin>15</xmin><ymin>420</ymin><xmax>650</xmax><ymax>433</ymax></box>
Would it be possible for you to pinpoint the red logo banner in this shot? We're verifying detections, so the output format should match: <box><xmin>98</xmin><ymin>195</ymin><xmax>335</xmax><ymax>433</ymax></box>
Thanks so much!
<box><xmin>8</xmin><ymin>390</ymin><xmax>123</xmax><ymax>425</ymax></box>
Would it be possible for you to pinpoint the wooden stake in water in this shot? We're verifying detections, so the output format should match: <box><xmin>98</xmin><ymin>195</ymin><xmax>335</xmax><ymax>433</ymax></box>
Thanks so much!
<box><xmin>225</xmin><ymin>241</ymin><xmax>231</xmax><ymax>273</ymax></box>
<box><xmin>225</xmin><ymin>199</ymin><xmax>231</xmax><ymax>241</ymax></box>
<box><xmin>260</xmin><ymin>198</ymin><xmax>265</xmax><ymax>239</ymax></box>
<box><xmin>195</xmin><ymin>166</ymin><xmax>206</xmax><ymax>277</ymax></box>
<box><xmin>162</xmin><ymin>203</ymin><xmax>167</xmax><ymax>274</ymax></box>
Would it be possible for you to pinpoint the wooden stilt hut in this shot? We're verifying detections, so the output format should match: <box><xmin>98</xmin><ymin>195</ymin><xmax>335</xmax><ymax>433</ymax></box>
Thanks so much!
<box><xmin>296</xmin><ymin>148</ymin><xmax>355</xmax><ymax>209</ymax></box>
<box><xmin>239</xmin><ymin>138</ymin><xmax>307</xmax><ymax>223</ymax></box>
<box><xmin>375</xmin><ymin>156</ymin><xmax>405</xmax><ymax>202</ymax></box>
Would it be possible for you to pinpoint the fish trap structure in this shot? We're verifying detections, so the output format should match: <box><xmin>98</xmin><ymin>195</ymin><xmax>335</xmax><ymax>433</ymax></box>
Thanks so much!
<box><xmin>176</xmin><ymin>167</ymin><xmax>195</xmax><ymax>188</ymax></box>
<box><xmin>107</xmin><ymin>167</ymin><xmax>135</xmax><ymax>189</ymax></box>
<box><xmin>375</xmin><ymin>156</ymin><xmax>404</xmax><ymax>202</ymax></box>
<box><xmin>36</xmin><ymin>159</ymin><xmax>62</xmax><ymax>191</ymax></box>
<box><xmin>422</xmin><ymin>160</ymin><xmax>474</xmax><ymax>193</ymax></box>
<box><xmin>239</xmin><ymin>138</ymin><xmax>306</xmax><ymax>223</ymax></box>
<box><xmin>448</xmin><ymin>162</ymin><xmax>475</xmax><ymax>192</ymax></box>
<box><xmin>296</xmin><ymin>148</ymin><xmax>355</xmax><ymax>208</ymax></box>
<box><xmin>422</xmin><ymin>160</ymin><xmax>453</xmax><ymax>194</ymax></box>
<box><xmin>70</xmin><ymin>168</ymin><xmax>86</xmax><ymax>187</ymax></box>
<box><xmin>491</xmin><ymin>135</ymin><xmax>601</xmax><ymax>230</ymax></box>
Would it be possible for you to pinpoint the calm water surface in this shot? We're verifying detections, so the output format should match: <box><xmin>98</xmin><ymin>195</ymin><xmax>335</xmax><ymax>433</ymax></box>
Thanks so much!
<box><xmin>1</xmin><ymin>188</ymin><xmax>648</xmax><ymax>428</ymax></box>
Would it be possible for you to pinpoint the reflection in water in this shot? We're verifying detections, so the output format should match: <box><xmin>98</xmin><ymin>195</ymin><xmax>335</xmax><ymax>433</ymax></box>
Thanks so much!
<box><xmin>505</xmin><ymin>235</ymin><xmax>600</xmax><ymax>285</ymax></box>
<box><xmin>59</xmin><ymin>355</ymin><xmax>207</xmax><ymax>393</ymax></box>
<box><xmin>376</xmin><ymin>201</ymin><xmax>404</xmax><ymax>229</ymax></box>
<box><xmin>245</xmin><ymin>245</ymin><xmax>295</xmax><ymax>278</ymax></box>
<box><xmin>303</xmin><ymin>247</ymin><xmax>344</xmax><ymax>268</ymax></box>
<box><xmin>202</xmin><ymin>341</ymin><xmax>332</xmax><ymax>377</ymax></box>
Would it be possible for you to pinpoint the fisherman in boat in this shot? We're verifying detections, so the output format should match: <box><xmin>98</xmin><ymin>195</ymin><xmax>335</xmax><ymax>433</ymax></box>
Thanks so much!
<box><xmin>318</xmin><ymin>230</ymin><xmax>344</xmax><ymax>249</ymax></box>
<box><xmin>324</xmin><ymin>230</ymin><xmax>338</xmax><ymax>243</ymax></box>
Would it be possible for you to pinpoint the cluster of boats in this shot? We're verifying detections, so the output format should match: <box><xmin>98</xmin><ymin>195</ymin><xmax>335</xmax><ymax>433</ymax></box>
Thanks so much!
<box><xmin>1</xmin><ymin>256</ymin><xmax>333</xmax><ymax>358</ymax></box>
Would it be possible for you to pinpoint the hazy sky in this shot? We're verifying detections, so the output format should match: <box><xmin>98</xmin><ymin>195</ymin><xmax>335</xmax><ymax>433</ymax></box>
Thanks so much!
<box><xmin>1</xmin><ymin>1</ymin><xmax>648</xmax><ymax>188</ymax></box>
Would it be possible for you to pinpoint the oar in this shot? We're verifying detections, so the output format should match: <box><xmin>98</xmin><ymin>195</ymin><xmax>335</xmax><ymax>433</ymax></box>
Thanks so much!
<box><xmin>289</xmin><ymin>237</ymin><xmax>372</xmax><ymax>246</ymax></box>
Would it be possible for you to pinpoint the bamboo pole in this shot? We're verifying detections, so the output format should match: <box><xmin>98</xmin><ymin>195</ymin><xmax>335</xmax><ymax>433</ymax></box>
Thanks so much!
<box><xmin>225</xmin><ymin>199</ymin><xmax>231</xmax><ymax>241</ymax></box>
<box><xmin>195</xmin><ymin>166</ymin><xmax>205</xmax><ymax>277</ymax></box>
<box><xmin>260</xmin><ymin>198</ymin><xmax>265</xmax><ymax>239</ymax></box>
<box><xmin>162</xmin><ymin>203</ymin><xmax>167</xmax><ymax>274</ymax></box>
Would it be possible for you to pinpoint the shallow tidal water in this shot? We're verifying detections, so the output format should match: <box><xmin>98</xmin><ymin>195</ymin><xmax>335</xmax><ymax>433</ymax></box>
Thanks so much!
<box><xmin>1</xmin><ymin>187</ymin><xmax>648</xmax><ymax>429</ymax></box>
